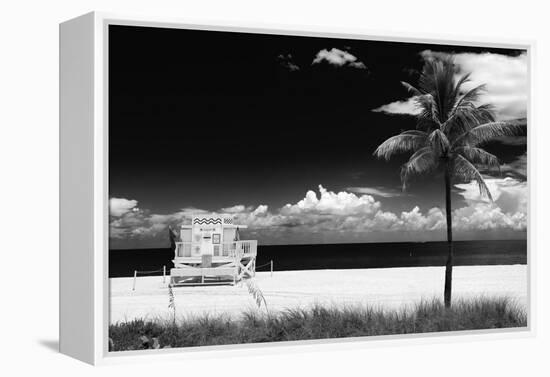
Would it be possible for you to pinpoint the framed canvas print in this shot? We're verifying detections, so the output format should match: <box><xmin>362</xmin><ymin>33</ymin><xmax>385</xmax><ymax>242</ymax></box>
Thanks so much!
<box><xmin>59</xmin><ymin>12</ymin><xmax>534</xmax><ymax>365</ymax></box>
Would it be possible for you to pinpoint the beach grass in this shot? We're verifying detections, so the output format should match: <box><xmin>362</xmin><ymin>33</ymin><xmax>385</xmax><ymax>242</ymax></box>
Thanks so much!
<box><xmin>109</xmin><ymin>297</ymin><xmax>526</xmax><ymax>351</ymax></box>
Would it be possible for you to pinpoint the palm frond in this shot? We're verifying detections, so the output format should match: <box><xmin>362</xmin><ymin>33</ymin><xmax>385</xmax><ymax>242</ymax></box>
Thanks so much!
<box><xmin>472</xmin><ymin>104</ymin><xmax>497</xmax><ymax>123</ymax></box>
<box><xmin>453</xmin><ymin>83</ymin><xmax>486</xmax><ymax>112</ymax></box>
<box><xmin>453</xmin><ymin>154</ymin><xmax>493</xmax><ymax>200</ymax></box>
<box><xmin>451</xmin><ymin>72</ymin><xmax>472</xmax><ymax>100</ymax></box>
<box><xmin>401</xmin><ymin>81</ymin><xmax>422</xmax><ymax>96</ymax></box>
<box><xmin>400</xmin><ymin>147</ymin><xmax>438</xmax><ymax>191</ymax></box>
<box><xmin>428</xmin><ymin>129</ymin><xmax>450</xmax><ymax>157</ymax></box>
<box><xmin>444</xmin><ymin>103</ymin><xmax>496</xmax><ymax>142</ymax></box>
<box><xmin>452</xmin><ymin>121</ymin><xmax>523</xmax><ymax>147</ymax></box>
<box><xmin>373</xmin><ymin>130</ymin><xmax>429</xmax><ymax>160</ymax></box>
<box><xmin>418</xmin><ymin>57</ymin><xmax>457</xmax><ymax>121</ymax></box>
<box><xmin>443</xmin><ymin>84</ymin><xmax>488</xmax><ymax>131</ymax></box>
<box><xmin>455</xmin><ymin>146</ymin><xmax>500</xmax><ymax>172</ymax></box>
<box><xmin>414</xmin><ymin>94</ymin><xmax>441</xmax><ymax>131</ymax></box>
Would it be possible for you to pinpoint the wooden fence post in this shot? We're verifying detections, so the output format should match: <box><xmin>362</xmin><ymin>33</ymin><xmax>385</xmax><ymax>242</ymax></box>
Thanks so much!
<box><xmin>270</xmin><ymin>260</ymin><xmax>273</xmax><ymax>278</ymax></box>
<box><xmin>132</xmin><ymin>270</ymin><xmax>137</xmax><ymax>291</ymax></box>
<box><xmin>163</xmin><ymin>265</ymin><xmax>166</xmax><ymax>284</ymax></box>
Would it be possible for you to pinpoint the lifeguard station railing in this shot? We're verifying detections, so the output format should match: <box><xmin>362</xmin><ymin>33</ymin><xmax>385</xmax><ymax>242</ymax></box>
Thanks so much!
<box><xmin>174</xmin><ymin>240</ymin><xmax>257</xmax><ymax>258</ymax></box>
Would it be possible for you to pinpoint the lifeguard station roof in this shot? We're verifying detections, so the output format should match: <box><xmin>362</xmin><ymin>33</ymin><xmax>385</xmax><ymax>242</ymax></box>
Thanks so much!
<box><xmin>180</xmin><ymin>214</ymin><xmax>248</xmax><ymax>228</ymax></box>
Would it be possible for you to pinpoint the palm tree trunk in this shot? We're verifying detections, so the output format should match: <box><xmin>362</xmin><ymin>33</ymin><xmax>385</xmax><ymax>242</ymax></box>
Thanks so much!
<box><xmin>444</xmin><ymin>164</ymin><xmax>454</xmax><ymax>308</ymax></box>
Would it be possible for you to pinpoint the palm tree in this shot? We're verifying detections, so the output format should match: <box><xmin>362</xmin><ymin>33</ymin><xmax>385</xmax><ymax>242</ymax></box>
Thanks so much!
<box><xmin>374</xmin><ymin>56</ymin><xmax>521</xmax><ymax>307</ymax></box>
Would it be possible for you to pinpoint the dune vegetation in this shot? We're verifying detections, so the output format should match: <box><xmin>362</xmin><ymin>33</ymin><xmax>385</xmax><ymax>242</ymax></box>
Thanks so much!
<box><xmin>109</xmin><ymin>297</ymin><xmax>526</xmax><ymax>351</ymax></box>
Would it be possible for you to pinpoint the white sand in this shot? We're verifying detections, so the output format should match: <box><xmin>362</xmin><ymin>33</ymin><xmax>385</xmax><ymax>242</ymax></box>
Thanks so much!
<box><xmin>109</xmin><ymin>265</ymin><xmax>527</xmax><ymax>323</ymax></box>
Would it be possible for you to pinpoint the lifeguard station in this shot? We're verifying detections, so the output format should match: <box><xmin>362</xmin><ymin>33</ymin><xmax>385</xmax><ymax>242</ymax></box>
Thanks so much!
<box><xmin>170</xmin><ymin>214</ymin><xmax>258</xmax><ymax>286</ymax></box>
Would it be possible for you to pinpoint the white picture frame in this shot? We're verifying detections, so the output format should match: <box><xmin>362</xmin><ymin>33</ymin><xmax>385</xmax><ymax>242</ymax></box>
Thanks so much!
<box><xmin>59</xmin><ymin>11</ymin><xmax>535</xmax><ymax>365</ymax></box>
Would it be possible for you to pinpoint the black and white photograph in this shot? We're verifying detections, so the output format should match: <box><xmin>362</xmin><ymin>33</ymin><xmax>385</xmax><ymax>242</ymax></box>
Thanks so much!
<box><xmin>107</xmin><ymin>24</ymin><xmax>528</xmax><ymax>351</ymax></box>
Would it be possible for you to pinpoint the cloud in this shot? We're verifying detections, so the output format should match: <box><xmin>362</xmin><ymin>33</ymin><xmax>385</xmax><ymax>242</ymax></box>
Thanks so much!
<box><xmin>500</xmin><ymin>153</ymin><xmax>527</xmax><ymax>179</ymax></box>
<box><xmin>374</xmin><ymin>51</ymin><xmax>528</xmax><ymax>121</ymax></box>
<box><xmin>277</xmin><ymin>53</ymin><xmax>300</xmax><ymax>71</ymax></box>
<box><xmin>109</xmin><ymin>198</ymin><xmax>138</xmax><ymax>217</ymax></box>
<box><xmin>455</xmin><ymin>177</ymin><xmax>527</xmax><ymax>214</ymax></box>
<box><xmin>422</xmin><ymin>50</ymin><xmax>528</xmax><ymax>121</ymax></box>
<box><xmin>269</xmin><ymin>187</ymin><xmax>445</xmax><ymax>233</ymax></box>
<box><xmin>346</xmin><ymin>186</ymin><xmax>405</xmax><ymax>198</ymax></box>
<box><xmin>312</xmin><ymin>48</ymin><xmax>366</xmax><ymax>69</ymax></box>
<box><xmin>454</xmin><ymin>177</ymin><xmax>527</xmax><ymax>231</ymax></box>
<box><xmin>453</xmin><ymin>203</ymin><xmax>526</xmax><ymax>231</ymax></box>
<box><xmin>372</xmin><ymin>96</ymin><xmax>421</xmax><ymax>115</ymax></box>
<box><xmin>110</xmin><ymin>180</ymin><xmax>526</xmax><ymax>245</ymax></box>
<box><xmin>281</xmin><ymin>185</ymin><xmax>380</xmax><ymax>216</ymax></box>
<box><xmin>110</xmin><ymin>206</ymin><xmax>207</xmax><ymax>240</ymax></box>
<box><xmin>220</xmin><ymin>204</ymin><xmax>252</xmax><ymax>213</ymax></box>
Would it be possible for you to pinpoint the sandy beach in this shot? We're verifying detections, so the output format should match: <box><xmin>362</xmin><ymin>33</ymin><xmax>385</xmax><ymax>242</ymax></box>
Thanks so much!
<box><xmin>109</xmin><ymin>265</ymin><xmax>527</xmax><ymax>323</ymax></box>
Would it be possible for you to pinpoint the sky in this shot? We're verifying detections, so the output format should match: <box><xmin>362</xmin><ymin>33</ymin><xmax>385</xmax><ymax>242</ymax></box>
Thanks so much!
<box><xmin>108</xmin><ymin>25</ymin><xmax>528</xmax><ymax>249</ymax></box>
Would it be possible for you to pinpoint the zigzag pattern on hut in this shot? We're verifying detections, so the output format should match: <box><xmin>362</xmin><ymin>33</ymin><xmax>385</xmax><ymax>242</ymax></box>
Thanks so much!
<box><xmin>193</xmin><ymin>217</ymin><xmax>222</xmax><ymax>225</ymax></box>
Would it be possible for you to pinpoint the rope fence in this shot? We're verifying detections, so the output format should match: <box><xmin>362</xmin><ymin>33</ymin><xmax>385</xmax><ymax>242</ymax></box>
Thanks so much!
<box><xmin>255</xmin><ymin>262</ymin><xmax>272</xmax><ymax>269</ymax></box>
<box><xmin>255</xmin><ymin>260</ymin><xmax>274</xmax><ymax>277</ymax></box>
<box><xmin>133</xmin><ymin>266</ymin><xmax>167</xmax><ymax>290</ymax></box>
<box><xmin>135</xmin><ymin>269</ymin><xmax>164</xmax><ymax>275</ymax></box>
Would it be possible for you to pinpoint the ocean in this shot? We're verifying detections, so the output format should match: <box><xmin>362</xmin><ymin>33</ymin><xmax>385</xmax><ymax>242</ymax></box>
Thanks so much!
<box><xmin>109</xmin><ymin>239</ymin><xmax>526</xmax><ymax>278</ymax></box>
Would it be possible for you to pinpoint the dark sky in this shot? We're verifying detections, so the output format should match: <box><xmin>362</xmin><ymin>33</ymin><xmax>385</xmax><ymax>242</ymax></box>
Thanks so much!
<box><xmin>108</xmin><ymin>25</ymin><xmax>527</xmax><ymax>248</ymax></box>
